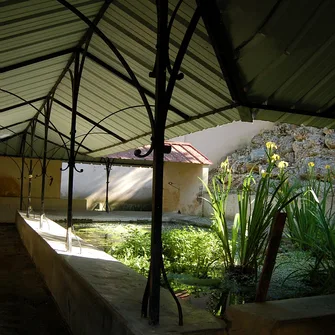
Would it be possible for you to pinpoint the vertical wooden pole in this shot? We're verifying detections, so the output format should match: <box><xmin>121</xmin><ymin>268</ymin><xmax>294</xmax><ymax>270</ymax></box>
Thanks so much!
<box><xmin>255</xmin><ymin>212</ymin><xmax>287</xmax><ymax>302</ymax></box>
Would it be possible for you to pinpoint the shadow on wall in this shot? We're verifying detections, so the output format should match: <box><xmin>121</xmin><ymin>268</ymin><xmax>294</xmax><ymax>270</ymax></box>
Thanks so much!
<box><xmin>172</xmin><ymin>120</ymin><xmax>274</xmax><ymax>167</ymax></box>
<box><xmin>61</xmin><ymin>164</ymin><xmax>152</xmax><ymax>210</ymax></box>
<box><xmin>0</xmin><ymin>176</ymin><xmax>20</xmax><ymax>197</ymax></box>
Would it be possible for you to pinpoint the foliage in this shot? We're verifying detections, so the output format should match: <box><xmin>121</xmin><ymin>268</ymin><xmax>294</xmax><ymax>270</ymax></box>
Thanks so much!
<box><xmin>285</xmin><ymin>164</ymin><xmax>335</xmax><ymax>251</ymax></box>
<box><xmin>201</xmin><ymin>159</ymin><xmax>232</xmax><ymax>267</ymax></box>
<box><xmin>111</xmin><ymin>227</ymin><xmax>222</xmax><ymax>279</ymax></box>
<box><xmin>162</xmin><ymin>227</ymin><xmax>222</xmax><ymax>278</ymax></box>
<box><xmin>302</xmin><ymin>191</ymin><xmax>335</xmax><ymax>292</ymax></box>
<box><xmin>111</xmin><ymin>228</ymin><xmax>151</xmax><ymax>276</ymax></box>
<box><xmin>203</xmin><ymin>143</ymin><xmax>298</xmax><ymax>276</ymax></box>
<box><xmin>279</xmin><ymin>162</ymin><xmax>335</xmax><ymax>291</ymax></box>
<box><xmin>208</xmin><ymin>273</ymin><xmax>256</xmax><ymax>316</ymax></box>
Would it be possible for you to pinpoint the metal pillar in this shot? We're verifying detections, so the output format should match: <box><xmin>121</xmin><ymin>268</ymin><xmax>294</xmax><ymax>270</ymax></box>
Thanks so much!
<box><xmin>148</xmin><ymin>0</ymin><xmax>169</xmax><ymax>325</ymax></box>
<box><xmin>66</xmin><ymin>52</ymin><xmax>81</xmax><ymax>252</ymax></box>
<box><xmin>104</xmin><ymin>158</ymin><xmax>113</xmax><ymax>213</ymax></box>
<box><xmin>27</xmin><ymin>160</ymin><xmax>33</xmax><ymax>217</ymax></box>
<box><xmin>27</xmin><ymin>121</ymin><xmax>36</xmax><ymax>218</ymax></box>
<box><xmin>40</xmin><ymin>99</ymin><xmax>51</xmax><ymax>228</ymax></box>
<box><xmin>19</xmin><ymin>141</ymin><xmax>26</xmax><ymax>211</ymax></box>
<box><xmin>138</xmin><ymin>1</ymin><xmax>200</xmax><ymax>325</ymax></box>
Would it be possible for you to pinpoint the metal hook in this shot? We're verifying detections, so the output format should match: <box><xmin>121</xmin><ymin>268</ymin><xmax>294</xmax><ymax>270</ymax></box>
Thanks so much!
<box><xmin>74</xmin><ymin>166</ymin><xmax>84</xmax><ymax>173</ymax></box>
<box><xmin>134</xmin><ymin>141</ymin><xmax>172</xmax><ymax>158</ymax></box>
<box><xmin>134</xmin><ymin>140</ymin><xmax>154</xmax><ymax>158</ymax></box>
<box><xmin>60</xmin><ymin>164</ymin><xmax>69</xmax><ymax>172</ymax></box>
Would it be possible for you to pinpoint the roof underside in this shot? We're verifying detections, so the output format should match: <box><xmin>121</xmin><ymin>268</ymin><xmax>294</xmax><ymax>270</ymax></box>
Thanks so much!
<box><xmin>1</xmin><ymin>0</ymin><xmax>335</xmax><ymax>164</ymax></box>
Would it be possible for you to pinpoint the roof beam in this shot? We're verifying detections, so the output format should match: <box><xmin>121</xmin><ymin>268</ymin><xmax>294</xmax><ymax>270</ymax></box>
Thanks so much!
<box><xmin>246</xmin><ymin>103</ymin><xmax>335</xmax><ymax>120</ymax></box>
<box><xmin>321</xmin><ymin>103</ymin><xmax>335</xmax><ymax>117</ymax></box>
<box><xmin>0</xmin><ymin>48</ymin><xmax>76</xmax><ymax>73</ymax></box>
<box><xmin>0</xmin><ymin>152</ymin><xmax>151</xmax><ymax>167</ymax></box>
<box><xmin>196</xmin><ymin>0</ymin><xmax>252</xmax><ymax>122</ymax></box>
<box><xmin>35</xmin><ymin>119</ymin><xmax>92</xmax><ymax>152</ymax></box>
<box><xmin>53</xmin><ymin>98</ymin><xmax>126</xmax><ymax>142</ymax></box>
<box><xmin>84</xmin><ymin>51</ymin><xmax>190</xmax><ymax>121</ymax></box>
<box><xmin>30</xmin><ymin>133</ymin><xmax>87</xmax><ymax>156</ymax></box>
<box><xmin>0</xmin><ymin>131</ymin><xmax>25</xmax><ymax>144</ymax></box>
<box><xmin>0</xmin><ymin>96</ymin><xmax>46</xmax><ymax>113</ymax></box>
<box><xmin>0</xmin><ymin>119</ymin><xmax>31</xmax><ymax>130</ymax></box>
<box><xmin>88</xmin><ymin>103</ymin><xmax>239</xmax><ymax>155</ymax></box>
<box><xmin>23</xmin><ymin>1</ymin><xmax>113</xmax><ymax>141</ymax></box>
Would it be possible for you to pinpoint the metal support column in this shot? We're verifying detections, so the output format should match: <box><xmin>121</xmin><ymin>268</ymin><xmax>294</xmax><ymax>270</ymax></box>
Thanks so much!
<box><xmin>27</xmin><ymin>121</ymin><xmax>36</xmax><ymax>218</ymax></box>
<box><xmin>40</xmin><ymin>99</ymin><xmax>51</xmax><ymax>228</ymax></box>
<box><xmin>27</xmin><ymin>160</ymin><xmax>33</xmax><ymax>217</ymax></box>
<box><xmin>148</xmin><ymin>0</ymin><xmax>169</xmax><ymax>325</ymax></box>
<box><xmin>105</xmin><ymin>158</ymin><xmax>113</xmax><ymax>213</ymax></box>
<box><xmin>19</xmin><ymin>134</ymin><xmax>26</xmax><ymax>211</ymax></box>
<box><xmin>66</xmin><ymin>52</ymin><xmax>81</xmax><ymax>252</ymax></box>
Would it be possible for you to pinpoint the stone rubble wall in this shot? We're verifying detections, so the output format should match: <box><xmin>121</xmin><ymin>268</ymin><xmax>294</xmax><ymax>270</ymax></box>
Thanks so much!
<box><xmin>204</xmin><ymin>124</ymin><xmax>335</xmax><ymax>219</ymax></box>
<box><xmin>212</xmin><ymin>123</ymin><xmax>335</xmax><ymax>188</ymax></box>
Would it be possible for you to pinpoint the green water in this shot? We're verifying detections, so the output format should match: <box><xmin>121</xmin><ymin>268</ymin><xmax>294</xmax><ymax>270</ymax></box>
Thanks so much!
<box><xmin>71</xmin><ymin>222</ymin><xmax>149</xmax><ymax>250</ymax></box>
<box><xmin>70</xmin><ymin>221</ymin><xmax>189</xmax><ymax>251</ymax></box>
<box><xmin>62</xmin><ymin>221</ymin><xmax>331</xmax><ymax>314</ymax></box>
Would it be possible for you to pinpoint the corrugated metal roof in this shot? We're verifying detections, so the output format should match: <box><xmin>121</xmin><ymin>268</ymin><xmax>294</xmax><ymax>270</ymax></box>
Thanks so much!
<box><xmin>0</xmin><ymin>0</ymin><xmax>334</xmax><ymax>163</ymax></box>
<box><xmin>219</xmin><ymin>0</ymin><xmax>335</xmax><ymax>123</ymax></box>
<box><xmin>0</xmin><ymin>0</ymin><xmax>237</xmax><ymax>161</ymax></box>
<box><xmin>108</xmin><ymin>141</ymin><xmax>212</xmax><ymax>165</ymax></box>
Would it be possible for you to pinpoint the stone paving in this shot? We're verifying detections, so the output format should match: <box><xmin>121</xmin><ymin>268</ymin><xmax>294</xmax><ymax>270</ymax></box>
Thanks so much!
<box><xmin>0</xmin><ymin>223</ymin><xmax>71</xmax><ymax>335</ymax></box>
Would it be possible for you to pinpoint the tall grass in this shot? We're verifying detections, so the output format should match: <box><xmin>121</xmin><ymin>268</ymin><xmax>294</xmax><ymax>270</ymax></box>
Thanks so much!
<box><xmin>286</xmin><ymin>163</ymin><xmax>335</xmax><ymax>250</ymax></box>
<box><xmin>203</xmin><ymin>143</ymin><xmax>298</xmax><ymax>276</ymax></box>
<box><xmin>201</xmin><ymin>159</ymin><xmax>233</xmax><ymax>269</ymax></box>
<box><xmin>285</xmin><ymin>164</ymin><xmax>335</xmax><ymax>291</ymax></box>
<box><xmin>308</xmin><ymin>196</ymin><xmax>335</xmax><ymax>291</ymax></box>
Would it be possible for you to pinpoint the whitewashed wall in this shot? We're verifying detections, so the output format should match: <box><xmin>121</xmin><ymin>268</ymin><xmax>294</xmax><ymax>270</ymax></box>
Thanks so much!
<box><xmin>61</xmin><ymin>164</ymin><xmax>152</xmax><ymax>210</ymax></box>
<box><xmin>61</xmin><ymin>121</ymin><xmax>274</xmax><ymax>211</ymax></box>
<box><xmin>172</xmin><ymin>120</ymin><xmax>274</xmax><ymax>166</ymax></box>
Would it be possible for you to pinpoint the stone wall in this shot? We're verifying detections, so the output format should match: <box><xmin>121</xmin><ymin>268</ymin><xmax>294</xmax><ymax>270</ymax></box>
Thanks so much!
<box><xmin>214</xmin><ymin>124</ymin><xmax>335</xmax><ymax>188</ymax></box>
<box><xmin>205</xmin><ymin>124</ymin><xmax>335</xmax><ymax>219</ymax></box>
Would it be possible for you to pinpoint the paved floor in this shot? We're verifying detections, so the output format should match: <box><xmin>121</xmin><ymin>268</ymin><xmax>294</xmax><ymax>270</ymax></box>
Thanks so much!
<box><xmin>45</xmin><ymin>210</ymin><xmax>212</xmax><ymax>227</ymax></box>
<box><xmin>0</xmin><ymin>223</ymin><xmax>71</xmax><ymax>335</ymax></box>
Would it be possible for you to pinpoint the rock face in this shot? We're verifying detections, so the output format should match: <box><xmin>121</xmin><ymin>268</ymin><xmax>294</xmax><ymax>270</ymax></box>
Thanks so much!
<box><xmin>214</xmin><ymin>124</ymin><xmax>335</xmax><ymax>188</ymax></box>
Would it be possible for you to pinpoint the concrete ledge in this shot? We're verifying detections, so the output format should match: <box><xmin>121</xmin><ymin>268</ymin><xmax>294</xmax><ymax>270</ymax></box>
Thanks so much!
<box><xmin>16</xmin><ymin>212</ymin><xmax>225</xmax><ymax>335</ymax></box>
<box><xmin>0</xmin><ymin>197</ymin><xmax>86</xmax><ymax>223</ymax></box>
<box><xmin>226</xmin><ymin>294</ymin><xmax>335</xmax><ymax>335</ymax></box>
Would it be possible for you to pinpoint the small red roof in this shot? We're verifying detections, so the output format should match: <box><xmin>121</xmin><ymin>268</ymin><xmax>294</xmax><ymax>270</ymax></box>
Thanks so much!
<box><xmin>107</xmin><ymin>142</ymin><xmax>212</xmax><ymax>165</ymax></box>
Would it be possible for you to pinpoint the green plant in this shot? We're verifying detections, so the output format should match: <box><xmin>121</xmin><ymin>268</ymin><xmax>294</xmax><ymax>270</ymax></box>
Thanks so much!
<box><xmin>111</xmin><ymin>227</ymin><xmax>222</xmax><ymax>279</ymax></box>
<box><xmin>303</xmin><ymin>190</ymin><xmax>335</xmax><ymax>291</ymax></box>
<box><xmin>112</xmin><ymin>228</ymin><xmax>151</xmax><ymax>275</ymax></box>
<box><xmin>162</xmin><ymin>227</ymin><xmax>222</xmax><ymax>278</ymax></box>
<box><xmin>286</xmin><ymin>163</ymin><xmax>335</xmax><ymax>250</ymax></box>
<box><xmin>236</xmin><ymin>146</ymin><xmax>298</xmax><ymax>274</ymax></box>
<box><xmin>201</xmin><ymin>159</ymin><xmax>234</xmax><ymax>269</ymax></box>
<box><xmin>203</xmin><ymin>143</ymin><xmax>298</xmax><ymax>276</ymax></box>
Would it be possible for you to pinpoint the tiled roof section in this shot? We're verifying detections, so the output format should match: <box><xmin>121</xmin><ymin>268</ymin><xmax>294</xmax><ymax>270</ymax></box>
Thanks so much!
<box><xmin>107</xmin><ymin>142</ymin><xmax>212</xmax><ymax>165</ymax></box>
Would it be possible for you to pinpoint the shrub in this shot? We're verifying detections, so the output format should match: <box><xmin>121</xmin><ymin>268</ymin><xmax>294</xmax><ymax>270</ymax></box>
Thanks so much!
<box><xmin>162</xmin><ymin>227</ymin><xmax>222</xmax><ymax>278</ymax></box>
<box><xmin>286</xmin><ymin>163</ymin><xmax>335</xmax><ymax>251</ymax></box>
<box><xmin>111</xmin><ymin>227</ymin><xmax>222</xmax><ymax>279</ymax></box>
<box><xmin>203</xmin><ymin>143</ymin><xmax>298</xmax><ymax>276</ymax></box>
<box><xmin>112</xmin><ymin>228</ymin><xmax>151</xmax><ymax>276</ymax></box>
